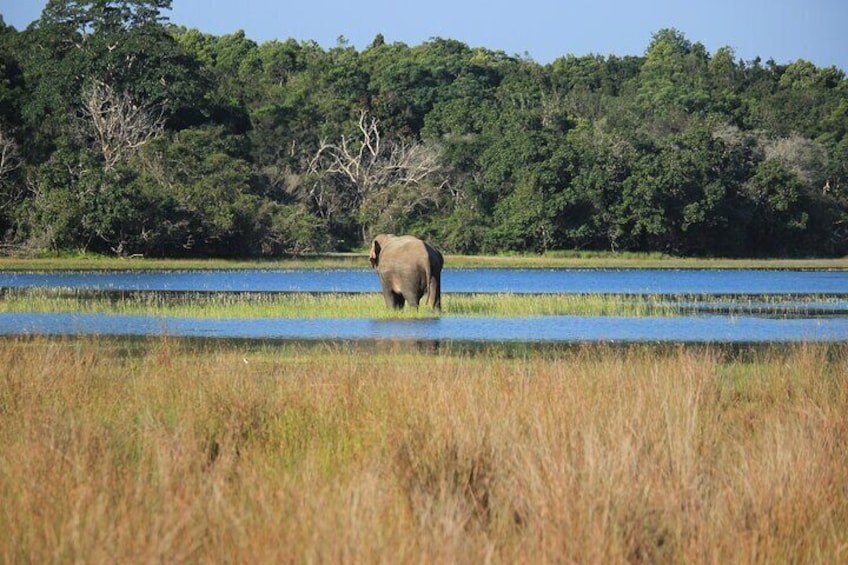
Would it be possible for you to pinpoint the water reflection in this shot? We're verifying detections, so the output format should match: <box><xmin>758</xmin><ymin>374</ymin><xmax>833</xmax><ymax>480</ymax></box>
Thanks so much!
<box><xmin>3</xmin><ymin>312</ymin><xmax>847</xmax><ymax>343</ymax></box>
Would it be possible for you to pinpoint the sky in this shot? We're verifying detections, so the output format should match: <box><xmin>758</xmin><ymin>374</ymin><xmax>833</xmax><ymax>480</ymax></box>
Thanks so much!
<box><xmin>2</xmin><ymin>0</ymin><xmax>847</xmax><ymax>71</ymax></box>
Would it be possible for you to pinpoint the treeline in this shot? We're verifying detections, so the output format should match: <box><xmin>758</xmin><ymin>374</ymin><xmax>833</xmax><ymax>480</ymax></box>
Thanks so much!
<box><xmin>0</xmin><ymin>0</ymin><xmax>846</xmax><ymax>257</ymax></box>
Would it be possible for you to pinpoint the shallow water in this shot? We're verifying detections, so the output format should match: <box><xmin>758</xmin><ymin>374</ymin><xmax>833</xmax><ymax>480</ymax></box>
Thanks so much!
<box><xmin>3</xmin><ymin>268</ymin><xmax>847</xmax><ymax>343</ymax></box>
<box><xmin>2</xmin><ymin>268</ymin><xmax>847</xmax><ymax>295</ymax></box>
<box><xmin>3</xmin><ymin>312</ymin><xmax>847</xmax><ymax>343</ymax></box>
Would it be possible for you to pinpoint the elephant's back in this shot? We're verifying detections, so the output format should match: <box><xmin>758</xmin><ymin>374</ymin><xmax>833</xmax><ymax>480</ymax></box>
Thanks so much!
<box><xmin>385</xmin><ymin>235</ymin><xmax>427</xmax><ymax>255</ymax></box>
<box><xmin>382</xmin><ymin>236</ymin><xmax>441</xmax><ymax>277</ymax></box>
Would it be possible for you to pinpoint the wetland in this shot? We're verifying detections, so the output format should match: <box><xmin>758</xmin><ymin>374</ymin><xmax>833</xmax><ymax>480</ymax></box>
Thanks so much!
<box><xmin>1</xmin><ymin>266</ymin><xmax>847</xmax><ymax>343</ymax></box>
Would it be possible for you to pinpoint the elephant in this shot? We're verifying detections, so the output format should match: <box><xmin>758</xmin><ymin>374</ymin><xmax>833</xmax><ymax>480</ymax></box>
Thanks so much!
<box><xmin>369</xmin><ymin>234</ymin><xmax>443</xmax><ymax>311</ymax></box>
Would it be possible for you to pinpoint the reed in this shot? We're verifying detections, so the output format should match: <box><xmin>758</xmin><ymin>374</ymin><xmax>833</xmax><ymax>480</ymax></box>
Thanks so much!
<box><xmin>1</xmin><ymin>337</ymin><xmax>846</xmax><ymax>562</ymax></box>
<box><xmin>3</xmin><ymin>288</ymin><xmax>844</xmax><ymax>318</ymax></box>
<box><xmin>7</xmin><ymin>288</ymin><xmax>837</xmax><ymax>318</ymax></box>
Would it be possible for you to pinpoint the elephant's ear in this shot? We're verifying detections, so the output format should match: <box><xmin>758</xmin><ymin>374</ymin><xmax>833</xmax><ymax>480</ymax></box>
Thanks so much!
<box><xmin>369</xmin><ymin>238</ymin><xmax>381</xmax><ymax>268</ymax></box>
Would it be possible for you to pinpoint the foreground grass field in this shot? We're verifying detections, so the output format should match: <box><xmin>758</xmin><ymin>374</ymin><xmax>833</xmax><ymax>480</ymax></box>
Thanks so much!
<box><xmin>1</xmin><ymin>338</ymin><xmax>846</xmax><ymax>562</ymax></box>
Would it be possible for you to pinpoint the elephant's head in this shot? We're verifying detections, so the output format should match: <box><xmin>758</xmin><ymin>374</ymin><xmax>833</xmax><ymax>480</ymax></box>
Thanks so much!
<box><xmin>369</xmin><ymin>234</ymin><xmax>395</xmax><ymax>268</ymax></box>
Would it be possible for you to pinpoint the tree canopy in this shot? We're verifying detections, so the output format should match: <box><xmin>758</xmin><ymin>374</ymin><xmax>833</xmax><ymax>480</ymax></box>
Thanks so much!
<box><xmin>1</xmin><ymin>3</ymin><xmax>846</xmax><ymax>257</ymax></box>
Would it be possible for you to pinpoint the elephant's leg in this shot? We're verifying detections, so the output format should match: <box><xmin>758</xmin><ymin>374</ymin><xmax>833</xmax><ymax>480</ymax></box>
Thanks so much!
<box><xmin>404</xmin><ymin>292</ymin><xmax>420</xmax><ymax>310</ymax></box>
<box><xmin>381</xmin><ymin>279</ymin><xmax>401</xmax><ymax>309</ymax></box>
<box><xmin>428</xmin><ymin>275</ymin><xmax>441</xmax><ymax>311</ymax></box>
<box><xmin>392</xmin><ymin>292</ymin><xmax>406</xmax><ymax>309</ymax></box>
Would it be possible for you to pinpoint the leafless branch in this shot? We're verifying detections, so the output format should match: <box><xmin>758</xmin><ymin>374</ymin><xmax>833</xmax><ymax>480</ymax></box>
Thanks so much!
<box><xmin>0</xmin><ymin>128</ymin><xmax>21</xmax><ymax>181</ymax></box>
<box><xmin>0</xmin><ymin>127</ymin><xmax>23</xmax><ymax>213</ymax></box>
<box><xmin>310</xmin><ymin>110</ymin><xmax>445</xmax><ymax>198</ymax></box>
<box><xmin>308</xmin><ymin>110</ymin><xmax>449</xmax><ymax>234</ymax></box>
<box><xmin>80</xmin><ymin>80</ymin><xmax>165</xmax><ymax>171</ymax></box>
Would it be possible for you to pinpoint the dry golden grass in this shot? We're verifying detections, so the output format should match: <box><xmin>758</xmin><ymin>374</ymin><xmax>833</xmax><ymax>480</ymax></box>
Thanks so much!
<box><xmin>1</xmin><ymin>338</ymin><xmax>847</xmax><ymax>563</ymax></box>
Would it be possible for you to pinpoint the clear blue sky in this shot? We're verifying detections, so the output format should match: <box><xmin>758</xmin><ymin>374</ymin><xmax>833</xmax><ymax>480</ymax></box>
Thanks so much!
<box><xmin>2</xmin><ymin>0</ymin><xmax>847</xmax><ymax>70</ymax></box>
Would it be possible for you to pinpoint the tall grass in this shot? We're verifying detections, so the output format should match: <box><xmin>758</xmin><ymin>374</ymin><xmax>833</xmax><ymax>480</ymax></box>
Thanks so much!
<box><xmin>0</xmin><ymin>289</ymin><xmax>678</xmax><ymax>318</ymax></box>
<box><xmin>3</xmin><ymin>288</ymin><xmax>844</xmax><ymax>318</ymax></box>
<box><xmin>1</xmin><ymin>337</ymin><xmax>846</xmax><ymax>562</ymax></box>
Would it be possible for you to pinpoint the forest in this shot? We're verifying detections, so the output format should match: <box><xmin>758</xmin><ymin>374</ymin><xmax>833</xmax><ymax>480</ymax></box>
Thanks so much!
<box><xmin>0</xmin><ymin>0</ymin><xmax>846</xmax><ymax>258</ymax></box>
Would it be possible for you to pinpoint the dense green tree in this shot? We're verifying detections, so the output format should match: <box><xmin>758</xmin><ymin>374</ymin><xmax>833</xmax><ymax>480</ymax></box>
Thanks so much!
<box><xmin>0</xmin><ymin>18</ymin><xmax>24</xmax><ymax>130</ymax></box>
<box><xmin>2</xmin><ymin>12</ymin><xmax>846</xmax><ymax>257</ymax></box>
<box><xmin>741</xmin><ymin>159</ymin><xmax>809</xmax><ymax>255</ymax></box>
<box><xmin>23</xmin><ymin>147</ymin><xmax>97</xmax><ymax>251</ymax></box>
<box><xmin>22</xmin><ymin>0</ymin><xmax>207</xmax><ymax>158</ymax></box>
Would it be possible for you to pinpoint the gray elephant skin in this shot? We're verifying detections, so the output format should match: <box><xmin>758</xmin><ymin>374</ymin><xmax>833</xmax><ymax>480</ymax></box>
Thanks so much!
<box><xmin>369</xmin><ymin>234</ymin><xmax>443</xmax><ymax>311</ymax></box>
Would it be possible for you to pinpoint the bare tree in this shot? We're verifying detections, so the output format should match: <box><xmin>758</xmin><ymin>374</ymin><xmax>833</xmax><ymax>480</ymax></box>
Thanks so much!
<box><xmin>764</xmin><ymin>134</ymin><xmax>829</xmax><ymax>192</ymax></box>
<box><xmin>0</xmin><ymin>127</ymin><xmax>24</xmax><ymax>222</ymax></box>
<box><xmin>0</xmin><ymin>127</ymin><xmax>21</xmax><ymax>182</ymax></box>
<box><xmin>80</xmin><ymin>80</ymin><xmax>165</xmax><ymax>171</ymax></box>
<box><xmin>308</xmin><ymin>110</ymin><xmax>448</xmax><ymax>237</ymax></box>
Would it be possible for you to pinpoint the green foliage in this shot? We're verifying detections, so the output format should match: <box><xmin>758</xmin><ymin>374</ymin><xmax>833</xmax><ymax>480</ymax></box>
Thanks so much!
<box><xmin>1</xmin><ymin>10</ymin><xmax>846</xmax><ymax>258</ymax></box>
<box><xmin>741</xmin><ymin>159</ymin><xmax>811</xmax><ymax>255</ymax></box>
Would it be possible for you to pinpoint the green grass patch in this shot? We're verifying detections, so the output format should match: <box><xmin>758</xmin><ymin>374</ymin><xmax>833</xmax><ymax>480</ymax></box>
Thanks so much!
<box><xmin>3</xmin><ymin>288</ymin><xmax>845</xmax><ymax>319</ymax></box>
<box><xmin>1</xmin><ymin>252</ymin><xmax>846</xmax><ymax>271</ymax></box>
<box><xmin>0</xmin><ymin>289</ymin><xmax>679</xmax><ymax>318</ymax></box>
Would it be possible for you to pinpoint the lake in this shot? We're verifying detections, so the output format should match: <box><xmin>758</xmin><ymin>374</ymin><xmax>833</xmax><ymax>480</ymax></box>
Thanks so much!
<box><xmin>2</xmin><ymin>268</ymin><xmax>847</xmax><ymax>343</ymax></box>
